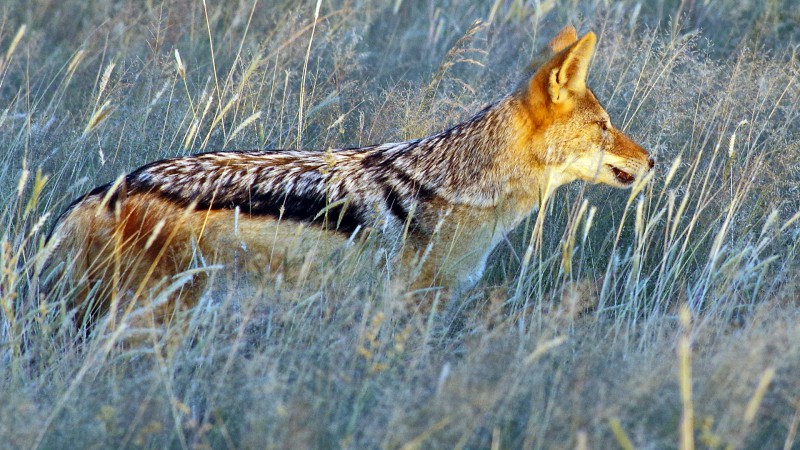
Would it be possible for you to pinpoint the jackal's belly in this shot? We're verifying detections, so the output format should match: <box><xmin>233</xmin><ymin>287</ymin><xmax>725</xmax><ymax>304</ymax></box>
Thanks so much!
<box><xmin>197</xmin><ymin>209</ymin><xmax>365</xmax><ymax>276</ymax></box>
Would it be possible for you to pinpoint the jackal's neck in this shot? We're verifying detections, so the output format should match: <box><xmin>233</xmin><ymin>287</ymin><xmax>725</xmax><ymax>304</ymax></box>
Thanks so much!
<box><xmin>373</xmin><ymin>96</ymin><xmax>519</xmax><ymax>208</ymax></box>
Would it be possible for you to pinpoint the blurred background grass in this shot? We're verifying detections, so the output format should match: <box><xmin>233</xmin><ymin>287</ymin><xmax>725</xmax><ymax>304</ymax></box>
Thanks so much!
<box><xmin>0</xmin><ymin>0</ymin><xmax>799</xmax><ymax>448</ymax></box>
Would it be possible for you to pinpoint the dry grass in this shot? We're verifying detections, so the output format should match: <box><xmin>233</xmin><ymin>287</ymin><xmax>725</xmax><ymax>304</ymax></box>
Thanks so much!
<box><xmin>1</xmin><ymin>0</ymin><xmax>799</xmax><ymax>448</ymax></box>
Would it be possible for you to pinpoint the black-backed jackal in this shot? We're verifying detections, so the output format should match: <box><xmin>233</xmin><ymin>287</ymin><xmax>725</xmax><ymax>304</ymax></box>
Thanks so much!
<box><xmin>46</xmin><ymin>25</ymin><xmax>653</xmax><ymax>324</ymax></box>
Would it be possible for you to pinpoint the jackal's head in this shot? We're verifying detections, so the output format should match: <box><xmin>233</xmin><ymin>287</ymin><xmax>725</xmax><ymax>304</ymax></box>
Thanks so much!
<box><xmin>517</xmin><ymin>26</ymin><xmax>653</xmax><ymax>188</ymax></box>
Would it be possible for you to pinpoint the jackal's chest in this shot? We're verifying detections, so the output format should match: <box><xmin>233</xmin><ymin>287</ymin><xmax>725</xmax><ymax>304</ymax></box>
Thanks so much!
<box><xmin>398</xmin><ymin>202</ymin><xmax>527</xmax><ymax>290</ymax></box>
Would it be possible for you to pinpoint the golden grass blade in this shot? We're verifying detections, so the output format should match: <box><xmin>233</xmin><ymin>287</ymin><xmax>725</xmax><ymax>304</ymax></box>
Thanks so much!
<box><xmin>679</xmin><ymin>305</ymin><xmax>694</xmax><ymax>450</ymax></box>
<box><xmin>609</xmin><ymin>418</ymin><xmax>635</xmax><ymax>450</ymax></box>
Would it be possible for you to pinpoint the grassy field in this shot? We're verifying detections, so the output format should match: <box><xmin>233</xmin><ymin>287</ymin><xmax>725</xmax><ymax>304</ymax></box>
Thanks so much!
<box><xmin>1</xmin><ymin>0</ymin><xmax>799</xmax><ymax>448</ymax></box>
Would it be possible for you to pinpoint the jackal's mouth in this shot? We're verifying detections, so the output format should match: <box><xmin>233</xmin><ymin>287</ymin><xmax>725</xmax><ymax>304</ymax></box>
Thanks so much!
<box><xmin>608</xmin><ymin>165</ymin><xmax>635</xmax><ymax>185</ymax></box>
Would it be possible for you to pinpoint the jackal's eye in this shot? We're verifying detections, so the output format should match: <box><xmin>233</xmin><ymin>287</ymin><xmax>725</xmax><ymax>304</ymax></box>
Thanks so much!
<box><xmin>596</xmin><ymin>120</ymin><xmax>610</xmax><ymax>131</ymax></box>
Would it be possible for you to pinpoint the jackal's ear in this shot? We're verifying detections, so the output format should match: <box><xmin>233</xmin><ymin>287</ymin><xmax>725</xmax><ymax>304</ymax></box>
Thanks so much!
<box><xmin>548</xmin><ymin>32</ymin><xmax>596</xmax><ymax>104</ymax></box>
<box><xmin>547</xmin><ymin>25</ymin><xmax>578</xmax><ymax>54</ymax></box>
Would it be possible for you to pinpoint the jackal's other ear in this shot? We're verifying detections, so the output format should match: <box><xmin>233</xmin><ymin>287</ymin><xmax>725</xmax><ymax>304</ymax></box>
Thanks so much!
<box><xmin>547</xmin><ymin>25</ymin><xmax>578</xmax><ymax>54</ymax></box>
<box><xmin>523</xmin><ymin>25</ymin><xmax>580</xmax><ymax>77</ymax></box>
<box><xmin>548</xmin><ymin>32</ymin><xmax>596</xmax><ymax>104</ymax></box>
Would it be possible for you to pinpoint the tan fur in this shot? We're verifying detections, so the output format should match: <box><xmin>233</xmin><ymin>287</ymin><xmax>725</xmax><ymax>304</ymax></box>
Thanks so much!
<box><xmin>46</xmin><ymin>26</ymin><xmax>653</xmax><ymax>324</ymax></box>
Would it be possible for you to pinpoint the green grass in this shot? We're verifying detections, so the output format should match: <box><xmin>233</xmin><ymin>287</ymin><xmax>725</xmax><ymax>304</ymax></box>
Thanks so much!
<box><xmin>1</xmin><ymin>0</ymin><xmax>799</xmax><ymax>448</ymax></box>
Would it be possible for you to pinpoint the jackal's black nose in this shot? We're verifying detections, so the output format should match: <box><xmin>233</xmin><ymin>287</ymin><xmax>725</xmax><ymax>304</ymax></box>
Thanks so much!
<box><xmin>648</xmin><ymin>157</ymin><xmax>655</xmax><ymax>169</ymax></box>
